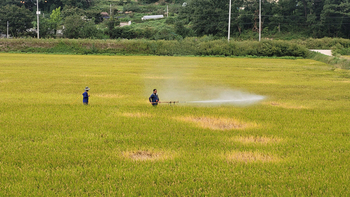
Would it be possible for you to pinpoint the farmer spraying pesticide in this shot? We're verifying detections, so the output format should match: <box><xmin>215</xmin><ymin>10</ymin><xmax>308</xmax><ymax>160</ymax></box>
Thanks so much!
<box><xmin>82</xmin><ymin>86</ymin><xmax>90</xmax><ymax>105</ymax></box>
<box><xmin>149</xmin><ymin>89</ymin><xmax>160</xmax><ymax>106</ymax></box>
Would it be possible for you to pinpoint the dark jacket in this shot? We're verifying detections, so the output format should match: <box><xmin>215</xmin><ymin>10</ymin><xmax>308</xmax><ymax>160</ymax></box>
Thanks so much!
<box><xmin>149</xmin><ymin>94</ymin><xmax>159</xmax><ymax>105</ymax></box>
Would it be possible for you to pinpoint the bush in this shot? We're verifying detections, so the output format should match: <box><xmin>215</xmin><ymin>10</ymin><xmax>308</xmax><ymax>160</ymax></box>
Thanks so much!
<box><xmin>307</xmin><ymin>51</ymin><xmax>350</xmax><ymax>70</ymax></box>
<box><xmin>123</xmin><ymin>5</ymin><xmax>141</xmax><ymax>12</ymax></box>
<box><xmin>293</xmin><ymin>38</ymin><xmax>350</xmax><ymax>49</ymax></box>
<box><xmin>0</xmin><ymin>38</ymin><xmax>309</xmax><ymax>58</ymax></box>
<box><xmin>63</xmin><ymin>15</ymin><xmax>101</xmax><ymax>39</ymax></box>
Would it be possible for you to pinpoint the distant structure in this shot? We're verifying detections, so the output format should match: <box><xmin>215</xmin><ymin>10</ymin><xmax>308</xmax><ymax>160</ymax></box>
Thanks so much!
<box><xmin>120</xmin><ymin>21</ymin><xmax>132</xmax><ymax>27</ymax></box>
<box><xmin>141</xmin><ymin>15</ymin><xmax>164</xmax><ymax>21</ymax></box>
<box><xmin>101</xmin><ymin>12</ymin><xmax>110</xmax><ymax>19</ymax></box>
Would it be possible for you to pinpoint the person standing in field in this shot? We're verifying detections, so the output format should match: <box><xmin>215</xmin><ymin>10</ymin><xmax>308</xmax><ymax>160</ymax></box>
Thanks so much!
<box><xmin>149</xmin><ymin>89</ymin><xmax>160</xmax><ymax>106</ymax></box>
<box><xmin>82</xmin><ymin>86</ymin><xmax>90</xmax><ymax>105</ymax></box>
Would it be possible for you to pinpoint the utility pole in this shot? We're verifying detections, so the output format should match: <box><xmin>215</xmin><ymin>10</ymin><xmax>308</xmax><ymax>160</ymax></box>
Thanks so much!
<box><xmin>36</xmin><ymin>0</ymin><xmax>40</xmax><ymax>39</ymax></box>
<box><xmin>167</xmin><ymin>5</ymin><xmax>168</xmax><ymax>17</ymax></box>
<box><xmin>259</xmin><ymin>0</ymin><xmax>261</xmax><ymax>41</ymax></box>
<box><xmin>7</xmin><ymin>21</ymin><xmax>9</xmax><ymax>38</ymax></box>
<box><xmin>228</xmin><ymin>0</ymin><xmax>232</xmax><ymax>42</ymax></box>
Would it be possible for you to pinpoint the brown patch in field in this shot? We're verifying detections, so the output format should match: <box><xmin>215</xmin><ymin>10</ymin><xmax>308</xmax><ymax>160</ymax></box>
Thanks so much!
<box><xmin>121</xmin><ymin>112</ymin><xmax>151</xmax><ymax>118</ymax></box>
<box><xmin>123</xmin><ymin>151</ymin><xmax>171</xmax><ymax>161</ymax></box>
<box><xmin>177</xmin><ymin>116</ymin><xmax>256</xmax><ymax>130</ymax></box>
<box><xmin>227</xmin><ymin>151</ymin><xmax>279</xmax><ymax>163</ymax></box>
<box><xmin>265</xmin><ymin>102</ymin><xmax>308</xmax><ymax>109</ymax></box>
<box><xmin>0</xmin><ymin>79</ymin><xmax>10</xmax><ymax>83</ymax></box>
<box><xmin>95</xmin><ymin>94</ymin><xmax>124</xmax><ymax>98</ymax></box>
<box><xmin>232</xmin><ymin>136</ymin><xmax>282</xmax><ymax>144</ymax></box>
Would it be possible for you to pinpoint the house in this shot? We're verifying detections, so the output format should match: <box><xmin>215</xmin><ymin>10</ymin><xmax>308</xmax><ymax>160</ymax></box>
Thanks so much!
<box><xmin>101</xmin><ymin>12</ymin><xmax>110</xmax><ymax>19</ymax></box>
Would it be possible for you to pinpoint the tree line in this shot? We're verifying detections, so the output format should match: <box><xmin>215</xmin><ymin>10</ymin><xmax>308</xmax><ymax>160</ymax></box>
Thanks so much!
<box><xmin>179</xmin><ymin>0</ymin><xmax>350</xmax><ymax>38</ymax></box>
<box><xmin>0</xmin><ymin>0</ymin><xmax>349</xmax><ymax>39</ymax></box>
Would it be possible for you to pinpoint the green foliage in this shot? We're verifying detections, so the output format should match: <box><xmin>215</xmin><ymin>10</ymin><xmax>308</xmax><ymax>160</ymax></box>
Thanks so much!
<box><xmin>0</xmin><ymin>38</ymin><xmax>309</xmax><ymax>58</ymax></box>
<box><xmin>335</xmin><ymin>48</ymin><xmax>350</xmax><ymax>56</ymax></box>
<box><xmin>174</xmin><ymin>21</ymin><xmax>194</xmax><ymax>38</ymax></box>
<box><xmin>63</xmin><ymin>15</ymin><xmax>101</xmax><ymax>39</ymax></box>
<box><xmin>165</xmin><ymin>17</ymin><xmax>175</xmax><ymax>24</ymax></box>
<box><xmin>123</xmin><ymin>4</ymin><xmax>141</xmax><ymax>12</ymax></box>
<box><xmin>60</xmin><ymin>0</ymin><xmax>92</xmax><ymax>9</ymax></box>
<box><xmin>307</xmin><ymin>51</ymin><xmax>350</xmax><ymax>70</ymax></box>
<box><xmin>292</xmin><ymin>38</ymin><xmax>350</xmax><ymax>49</ymax></box>
<box><xmin>138</xmin><ymin>0</ymin><xmax>158</xmax><ymax>4</ymax></box>
<box><xmin>179</xmin><ymin>0</ymin><xmax>231</xmax><ymax>37</ymax></box>
<box><xmin>120</xmin><ymin>19</ymin><xmax>177</xmax><ymax>40</ymax></box>
<box><xmin>0</xmin><ymin>4</ymin><xmax>33</xmax><ymax>37</ymax></box>
<box><xmin>49</xmin><ymin>7</ymin><xmax>62</xmax><ymax>35</ymax></box>
<box><xmin>2</xmin><ymin>0</ymin><xmax>350</xmax><ymax>40</ymax></box>
<box><xmin>61</xmin><ymin>6</ymin><xmax>85</xmax><ymax>18</ymax></box>
<box><xmin>85</xmin><ymin>9</ymin><xmax>103</xmax><ymax>24</ymax></box>
<box><xmin>177</xmin><ymin>0</ymin><xmax>350</xmax><ymax>39</ymax></box>
<box><xmin>0</xmin><ymin>0</ymin><xmax>93</xmax><ymax>12</ymax></box>
<box><xmin>34</xmin><ymin>16</ymin><xmax>52</xmax><ymax>38</ymax></box>
<box><xmin>321</xmin><ymin>1</ymin><xmax>350</xmax><ymax>38</ymax></box>
<box><xmin>106</xmin><ymin>19</ymin><xmax>121</xmax><ymax>38</ymax></box>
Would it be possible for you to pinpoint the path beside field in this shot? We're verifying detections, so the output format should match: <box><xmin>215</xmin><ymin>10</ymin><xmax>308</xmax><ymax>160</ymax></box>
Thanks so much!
<box><xmin>309</xmin><ymin>49</ymin><xmax>332</xmax><ymax>56</ymax></box>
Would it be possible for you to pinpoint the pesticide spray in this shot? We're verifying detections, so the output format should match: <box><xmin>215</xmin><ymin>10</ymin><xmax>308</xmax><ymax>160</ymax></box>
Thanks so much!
<box><xmin>160</xmin><ymin>89</ymin><xmax>265</xmax><ymax>106</ymax></box>
<box><xmin>144</xmin><ymin>58</ymin><xmax>266</xmax><ymax>106</ymax></box>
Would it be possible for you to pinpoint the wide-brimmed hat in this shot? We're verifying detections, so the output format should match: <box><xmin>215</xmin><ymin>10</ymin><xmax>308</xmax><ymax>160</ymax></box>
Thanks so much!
<box><xmin>84</xmin><ymin>86</ymin><xmax>90</xmax><ymax>91</ymax></box>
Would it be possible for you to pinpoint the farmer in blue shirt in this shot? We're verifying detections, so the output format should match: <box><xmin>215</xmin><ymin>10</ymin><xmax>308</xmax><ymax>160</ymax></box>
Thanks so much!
<box><xmin>149</xmin><ymin>89</ymin><xmax>160</xmax><ymax>106</ymax></box>
<box><xmin>82</xmin><ymin>86</ymin><xmax>90</xmax><ymax>105</ymax></box>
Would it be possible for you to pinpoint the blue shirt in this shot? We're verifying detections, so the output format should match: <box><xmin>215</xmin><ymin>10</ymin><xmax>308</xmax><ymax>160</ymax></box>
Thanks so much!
<box><xmin>149</xmin><ymin>94</ymin><xmax>159</xmax><ymax>105</ymax></box>
<box><xmin>82</xmin><ymin>92</ymin><xmax>89</xmax><ymax>103</ymax></box>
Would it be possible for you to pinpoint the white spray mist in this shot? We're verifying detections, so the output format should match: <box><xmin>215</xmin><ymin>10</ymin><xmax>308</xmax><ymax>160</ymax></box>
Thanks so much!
<box><xmin>143</xmin><ymin>58</ymin><xmax>265</xmax><ymax>106</ymax></box>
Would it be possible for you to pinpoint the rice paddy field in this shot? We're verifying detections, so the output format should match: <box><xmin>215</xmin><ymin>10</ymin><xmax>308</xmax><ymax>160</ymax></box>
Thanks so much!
<box><xmin>0</xmin><ymin>53</ymin><xmax>350</xmax><ymax>196</ymax></box>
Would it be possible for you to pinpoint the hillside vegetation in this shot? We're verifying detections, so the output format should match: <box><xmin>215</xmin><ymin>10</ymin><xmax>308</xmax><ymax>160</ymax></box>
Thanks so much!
<box><xmin>1</xmin><ymin>0</ymin><xmax>349</xmax><ymax>40</ymax></box>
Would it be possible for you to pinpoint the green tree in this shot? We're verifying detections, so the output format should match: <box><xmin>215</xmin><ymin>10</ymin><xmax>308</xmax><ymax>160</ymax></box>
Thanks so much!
<box><xmin>63</xmin><ymin>14</ymin><xmax>85</xmax><ymax>38</ymax></box>
<box><xmin>179</xmin><ymin>0</ymin><xmax>227</xmax><ymax>36</ymax></box>
<box><xmin>179</xmin><ymin>0</ymin><xmax>246</xmax><ymax>37</ymax></box>
<box><xmin>174</xmin><ymin>21</ymin><xmax>192</xmax><ymax>38</ymax></box>
<box><xmin>63</xmin><ymin>14</ymin><xmax>100</xmax><ymax>38</ymax></box>
<box><xmin>321</xmin><ymin>0</ymin><xmax>350</xmax><ymax>37</ymax></box>
<box><xmin>49</xmin><ymin>7</ymin><xmax>62</xmax><ymax>35</ymax></box>
<box><xmin>32</xmin><ymin>15</ymin><xmax>52</xmax><ymax>38</ymax></box>
<box><xmin>0</xmin><ymin>4</ymin><xmax>33</xmax><ymax>37</ymax></box>
<box><xmin>61</xmin><ymin>6</ymin><xmax>85</xmax><ymax>18</ymax></box>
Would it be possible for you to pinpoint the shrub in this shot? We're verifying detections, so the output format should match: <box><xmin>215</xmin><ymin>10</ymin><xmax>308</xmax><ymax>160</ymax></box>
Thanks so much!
<box><xmin>0</xmin><ymin>38</ymin><xmax>309</xmax><ymax>58</ymax></box>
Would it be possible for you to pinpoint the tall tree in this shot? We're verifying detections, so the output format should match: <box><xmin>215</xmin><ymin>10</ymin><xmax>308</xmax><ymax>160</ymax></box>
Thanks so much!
<box><xmin>0</xmin><ymin>4</ymin><xmax>33</xmax><ymax>37</ymax></box>
<box><xmin>179</xmin><ymin>0</ymin><xmax>241</xmax><ymax>37</ymax></box>
<box><xmin>63</xmin><ymin>14</ymin><xmax>99</xmax><ymax>38</ymax></box>
<box><xmin>49</xmin><ymin>7</ymin><xmax>62</xmax><ymax>35</ymax></box>
<box><xmin>321</xmin><ymin>0</ymin><xmax>350</xmax><ymax>37</ymax></box>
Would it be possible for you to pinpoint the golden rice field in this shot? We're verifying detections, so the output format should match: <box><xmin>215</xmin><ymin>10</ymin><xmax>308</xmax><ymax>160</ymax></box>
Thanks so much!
<box><xmin>0</xmin><ymin>53</ymin><xmax>350</xmax><ymax>195</ymax></box>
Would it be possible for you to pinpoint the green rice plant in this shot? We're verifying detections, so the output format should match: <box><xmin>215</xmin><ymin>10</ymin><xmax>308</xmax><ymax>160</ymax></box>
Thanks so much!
<box><xmin>1</xmin><ymin>54</ymin><xmax>350</xmax><ymax>195</ymax></box>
